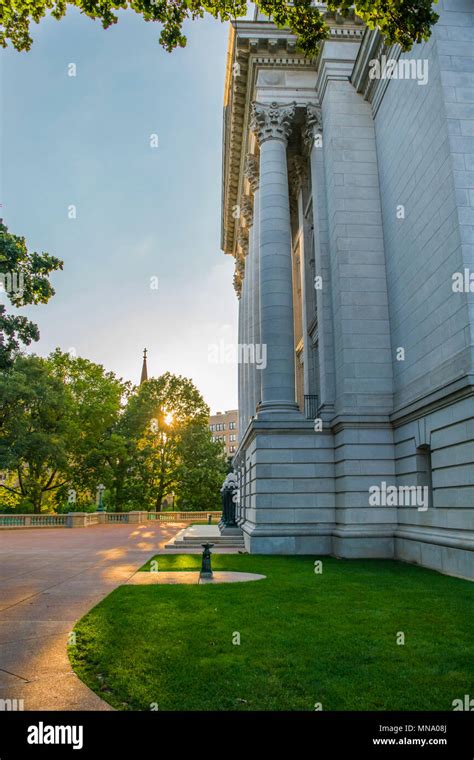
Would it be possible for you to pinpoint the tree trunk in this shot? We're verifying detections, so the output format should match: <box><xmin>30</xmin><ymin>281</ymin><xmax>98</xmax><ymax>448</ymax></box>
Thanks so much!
<box><xmin>34</xmin><ymin>491</ymin><xmax>42</xmax><ymax>514</ymax></box>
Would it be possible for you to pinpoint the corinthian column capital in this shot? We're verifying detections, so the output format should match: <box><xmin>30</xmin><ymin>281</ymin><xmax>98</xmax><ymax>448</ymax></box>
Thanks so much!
<box><xmin>302</xmin><ymin>103</ymin><xmax>323</xmax><ymax>155</ymax></box>
<box><xmin>244</xmin><ymin>153</ymin><xmax>259</xmax><ymax>193</ymax></box>
<box><xmin>250</xmin><ymin>101</ymin><xmax>296</xmax><ymax>146</ymax></box>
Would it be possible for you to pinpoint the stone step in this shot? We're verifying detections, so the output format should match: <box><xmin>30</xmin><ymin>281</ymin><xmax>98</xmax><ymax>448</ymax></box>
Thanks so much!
<box><xmin>166</xmin><ymin>539</ymin><xmax>245</xmax><ymax>548</ymax></box>
<box><xmin>164</xmin><ymin>525</ymin><xmax>245</xmax><ymax>550</ymax></box>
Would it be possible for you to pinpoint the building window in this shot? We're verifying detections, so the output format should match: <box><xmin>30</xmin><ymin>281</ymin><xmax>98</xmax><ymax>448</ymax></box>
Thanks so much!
<box><xmin>416</xmin><ymin>445</ymin><xmax>433</xmax><ymax>509</ymax></box>
<box><xmin>230</xmin><ymin>434</ymin><xmax>236</xmax><ymax>442</ymax></box>
<box><xmin>229</xmin><ymin>422</ymin><xmax>236</xmax><ymax>430</ymax></box>
<box><xmin>230</xmin><ymin>446</ymin><xmax>235</xmax><ymax>453</ymax></box>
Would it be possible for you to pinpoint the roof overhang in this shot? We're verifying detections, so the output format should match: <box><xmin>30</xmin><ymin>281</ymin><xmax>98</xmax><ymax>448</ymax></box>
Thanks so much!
<box><xmin>220</xmin><ymin>16</ymin><xmax>365</xmax><ymax>256</ymax></box>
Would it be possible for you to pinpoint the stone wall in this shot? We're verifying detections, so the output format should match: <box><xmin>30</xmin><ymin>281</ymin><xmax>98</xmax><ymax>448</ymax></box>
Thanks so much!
<box><xmin>373</xmin><ymin>0</ymin><xmax>474</xmax><ymax>578</ymax></box>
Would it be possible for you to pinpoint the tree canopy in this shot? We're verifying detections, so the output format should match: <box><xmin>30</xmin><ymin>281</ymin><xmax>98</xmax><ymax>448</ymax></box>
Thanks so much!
<box><xmin>0</xmin><ymin>221</ymin><xmax>63</xmax><ymax>370</ymax></box>
<box><xmin>0</xmin><ymin>351</ymin><xmax>125</xmax><ymax>512</ymax></box>
<box><xmin>1</xmin><ymin>1</ymin><xmax>439</xmax><ymax>56</ymax></box>
<box><xmin>92</xmin><ymin>372</ymin><xmax>227</xmax><ymax>512</ymax></box>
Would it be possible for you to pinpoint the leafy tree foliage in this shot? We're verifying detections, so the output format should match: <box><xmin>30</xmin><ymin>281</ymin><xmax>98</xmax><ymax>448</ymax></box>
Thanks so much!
<box><xmin>0</xmin><ymin>1</ymin><xmax>439</xmax><ymax>56</ymax></box>
<box><xmin>174</xmin><ymin>422</ymin><xmax>227</xmax><ymax>511</ymax></box>
<box><xmin>0</xmin><ymin>352</ymin><xmax>125</xmax><ymax>512</ymax></box>
<box><xmin>0</xmin><ymin>221</ymin><xmax>63</xmax><ymax>370</ymax></box>
<box><xmin>96</xmin><ymin>372</ymin><xmax>226</xmax><ymax>511</ymax></box>
<box><xmin>0</xmin><ymin>355</ymin><xmax>75</xmax><ymax>512</ymax></box>
<box><xmin>0</xmin><ymin>356</ymin><xmax>227</xmax><ymax>513</ymax></box>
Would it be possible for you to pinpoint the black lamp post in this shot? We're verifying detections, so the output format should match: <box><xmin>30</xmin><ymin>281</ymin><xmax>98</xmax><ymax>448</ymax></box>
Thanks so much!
<box><xmin>200</xmin><ymin>543</ymin><xmax>214</xmax><ymax>579</ymax></box>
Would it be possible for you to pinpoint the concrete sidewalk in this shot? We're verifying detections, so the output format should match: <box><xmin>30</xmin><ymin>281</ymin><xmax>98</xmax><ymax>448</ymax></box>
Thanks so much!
<box><xmin>0</xmin><ymin>522</ymin><xmax>184</xmax><ymax>710</ymax></box>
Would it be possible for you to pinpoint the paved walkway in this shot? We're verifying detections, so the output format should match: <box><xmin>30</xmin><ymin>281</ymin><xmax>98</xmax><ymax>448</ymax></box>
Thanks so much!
<box><xmin>0</xmin><ymin>523</ymin><xmax>185</xmax><ymax>710</ymax></box>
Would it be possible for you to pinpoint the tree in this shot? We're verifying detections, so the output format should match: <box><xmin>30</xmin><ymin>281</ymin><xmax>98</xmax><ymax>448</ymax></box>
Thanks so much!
<box><xmin>97</xmin><ymin>372</ymin><xmax>211</xmax><ymax>511</ymax></box>
<box><xmin>94</xmin><ymin>372</ymin><xmax>226</xmax><ymax>512</ymax></box>
<box><xmin>0</xmin><ymin>1</ymin><xmax>439</xmax><ymax>57</ymax></box>
<box><xmin>0</xmin><ymin>221</ymin><xmax>63</xmax><ymax>370</ymax></box>
<box><xmin>0</xmin><ymin>355</ymin><xmax>75</xmax><ymax>512</ymax></box>
<box><xmin>0</xmin><ymin>351</ymin><xmax>125</xmax><ymax>512</ymax></box>
<box><xmin>174</xmin><ymin>422</ymin><xmax>227</xmax><ymax>511</ymax></box>
<box><xmin>46</xmin><ymin>349</ymin><xmax>126</xmax><ymax>498</ymax></box>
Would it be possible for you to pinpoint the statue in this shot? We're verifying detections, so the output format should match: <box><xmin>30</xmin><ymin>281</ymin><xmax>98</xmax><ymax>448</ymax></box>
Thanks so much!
<box><xmin>219</xmin><ymin>472</ymin><xmax>241</xmax><ymax>535</ymax></box>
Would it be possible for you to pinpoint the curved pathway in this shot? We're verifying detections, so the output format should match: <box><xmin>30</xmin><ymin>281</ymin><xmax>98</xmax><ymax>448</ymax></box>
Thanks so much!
<box><xmin>0</xmin><ymin>522</ymin><xmax>183</xmax><ymax>710</ymax></box>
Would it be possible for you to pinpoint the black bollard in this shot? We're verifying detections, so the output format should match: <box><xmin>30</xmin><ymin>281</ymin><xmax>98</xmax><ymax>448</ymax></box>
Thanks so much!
<box><xmin>200</xmin><ymin>543</ymin><xmax>214</xmax><ymax>579</ymax></box>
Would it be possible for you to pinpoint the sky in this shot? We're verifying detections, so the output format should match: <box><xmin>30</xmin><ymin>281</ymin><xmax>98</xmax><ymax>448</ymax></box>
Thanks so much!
<box><xmin>1</xmin><ymin>7</ymin><xmax>239</xmax><ymax>414</ymax></box>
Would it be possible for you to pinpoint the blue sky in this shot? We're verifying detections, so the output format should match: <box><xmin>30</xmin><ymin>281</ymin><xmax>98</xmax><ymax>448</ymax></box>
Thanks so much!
<box><xmin>1</xmin><ymin>7</ymin><xmax>238</xmax><ymax>413</ymax></box>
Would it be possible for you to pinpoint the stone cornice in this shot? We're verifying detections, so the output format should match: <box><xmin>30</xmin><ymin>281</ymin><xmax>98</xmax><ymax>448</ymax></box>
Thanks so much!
<box><xmin>233</xmin><ymin>251</ymin><xmax>245</xmax><ymax>298</ymax></box>
<box><xmin>240</xmin><ymin>194</ymin><xmax>254</xmax><ymax>227</ymax></box>
<box><xmin>237</xmin><ymin>227</ymin><xmax>249</xmax><ymax>257</ymax></box>
<box><xmin>244</xmin><ymin>153</ymin><xmax>259</xmax><ymax>193</ymax></box>
<box><xmin>351</xmin><ymin>27</ymin><xmax>402</xmax><ymax>116</ymax></box>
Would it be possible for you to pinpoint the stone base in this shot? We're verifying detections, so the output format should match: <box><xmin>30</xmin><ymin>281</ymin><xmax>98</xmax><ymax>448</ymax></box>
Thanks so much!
<box><xmin>332</xmin><ymin>533</ymin><xmax>394</xmax><ymax>559</ymax></box>
<box><xmin>234</xmin><ymin>409</ymin><xmax>474</xmax><ymax>580</ymax></box>
<box><xmin>219</xmin><ymin>525</ymin><xmax>243</xmax><ymax>536</ymax></box>
<box><xmin>243</xmin><ymin>531</ymin><xmax>332</xmax><ymax>555</ymax></box>
<box><xmin>395</xmin><ymin>537</ymin><xmax>474</xmax><ymax>581</ymax></box>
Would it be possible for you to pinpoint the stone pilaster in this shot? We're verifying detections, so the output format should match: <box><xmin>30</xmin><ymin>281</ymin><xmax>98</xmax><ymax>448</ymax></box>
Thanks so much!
<box><xmin>302</xmin><ymin>103</ymin><xmax>336</xmax><ymax>419</ymax></box>
<box><xmin>318</xmin><ymin>45</ymin><xmax>396</xmax><ymax>558</ymax></box>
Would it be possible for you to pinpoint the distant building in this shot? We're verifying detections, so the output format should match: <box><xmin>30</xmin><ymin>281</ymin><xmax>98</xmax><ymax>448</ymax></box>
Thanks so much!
<box><xmin>209</xmin><ymin>410</ymin><xmax>239</xmax><ymax>457</ymax></box>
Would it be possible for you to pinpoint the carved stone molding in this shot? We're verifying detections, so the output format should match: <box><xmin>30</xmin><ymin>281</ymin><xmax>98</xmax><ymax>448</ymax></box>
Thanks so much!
<box><xmin>237</xmin><ymin>227</ymin><xmax>249</xmax><ymax>257</ymax></box>
<box><xmin>233</xmin><ymin>250</ymin><xmax>246</xmax><ymax>297</ymax></box>
<box><xmin>288</xmin><ymin>155</ymin><xmax>307</xmax><ymax>198</ymax></box>
<box><xmin>302</xmin><ymin>103</ymin><xmax>323</xmax><ymax>155</ymax></box>
<box><xmin>240</xmin><ymin>194</ymin><xmax>254</xmax><ymax>227</ymax></box>
<box><xmin>250</xmin><ymin>101</ymin><xmax>296</xmax><ymax>146</ymax></box>
<box><xmin>244</xmin><ymin>153</ymin><xmax>259</xmax><ymax>193</ymax></box>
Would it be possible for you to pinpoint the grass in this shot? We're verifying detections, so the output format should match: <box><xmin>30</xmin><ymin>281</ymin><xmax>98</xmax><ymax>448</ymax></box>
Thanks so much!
<box><xmin>69</xmin><ymin>554</ymin><xmax>474</xmax><ymax>711</ymax></box>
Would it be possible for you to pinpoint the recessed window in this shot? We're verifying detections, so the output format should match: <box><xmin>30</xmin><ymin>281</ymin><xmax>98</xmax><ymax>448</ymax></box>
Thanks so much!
<box><xmin>416</xmin><ymin>445</ymin><xmax>433</xmax><ymax>509</ymax></box>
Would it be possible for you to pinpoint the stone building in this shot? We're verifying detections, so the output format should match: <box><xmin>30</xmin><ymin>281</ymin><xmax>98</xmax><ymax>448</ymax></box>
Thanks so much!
<box><xmin>209</xmin><ymin>409</ymin><xmax>239</xmax><ymax>457</ymax></box>
<box><xmin>220</xmin><ymin>2</ymin><xmax>474</xmax><ymax>578</ymax></box>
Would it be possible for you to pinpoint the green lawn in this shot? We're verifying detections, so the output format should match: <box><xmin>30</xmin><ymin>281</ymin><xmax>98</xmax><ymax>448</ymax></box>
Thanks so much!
<box><xmin>69</xmin><ymin>555</ymin><xmax>474</xmax><ymax>711</ymax></box>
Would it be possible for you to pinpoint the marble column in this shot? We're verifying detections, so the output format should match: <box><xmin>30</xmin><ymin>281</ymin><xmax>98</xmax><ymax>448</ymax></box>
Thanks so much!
<box><xmin>238</xmin><ymin>228</ymin><xmax>249</xmax><ymax>433</ymax></box>
<box><xmin>241</xmin><ymin>192</ymin><xmax>255</xmax><ymax>424</ymax></box>
<box><xmin>237</xmin><ymin>280</ymin><xmax>244</xmax><ymax>441</ymax></box>
<box><xmin>234</xmin><ymin>247</ymin><xmax>246</xmax><ymax>438</ymax></box>
<box><xmin>250</xmin><ymin>101</ymin><xmax>299</xmax><ymax>415</ymax></box>
<box><xmin>245</xmin><ymin>154</ymin><xmax>261</xmax><ymax>415</ymax></box>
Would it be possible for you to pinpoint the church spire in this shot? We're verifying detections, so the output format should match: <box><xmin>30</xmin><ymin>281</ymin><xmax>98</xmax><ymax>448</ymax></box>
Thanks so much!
<box><xmin>140</xmin><ymin>348</ymin><xmax>148</xmax><ymax>385</ymax></box>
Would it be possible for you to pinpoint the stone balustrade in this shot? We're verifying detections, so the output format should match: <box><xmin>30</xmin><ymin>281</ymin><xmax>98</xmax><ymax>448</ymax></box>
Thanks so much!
<box><xmin>0</xmin><ymin>511</ymin><xmax>222</xmax><ymax>528</ymax></box>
